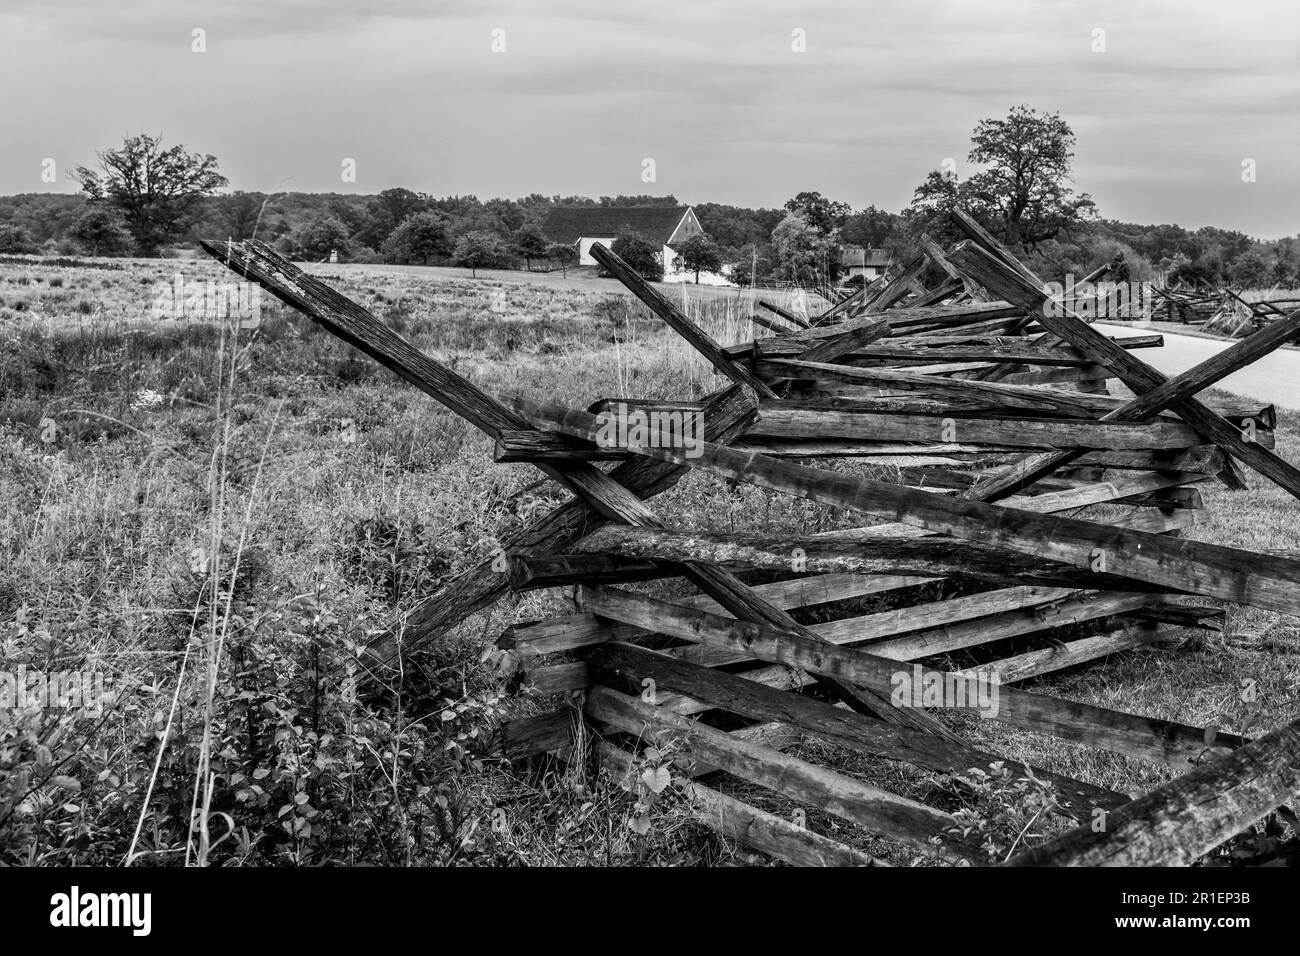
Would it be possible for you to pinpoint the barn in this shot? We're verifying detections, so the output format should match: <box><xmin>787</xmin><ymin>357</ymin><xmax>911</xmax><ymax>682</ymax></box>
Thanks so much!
<box><xmin>841</xmin><ymin>244</ymin><xmax>893</xmax><ymax>282</ymax></box>
<box><xmin>540</xmin><ymin>205</ymin><xmax>706</xmax><ymax>278</ymax></box>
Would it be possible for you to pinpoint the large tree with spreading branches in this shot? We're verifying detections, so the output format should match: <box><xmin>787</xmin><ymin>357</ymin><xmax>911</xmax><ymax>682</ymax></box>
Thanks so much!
<box><xmin>73</xmin><ymin>133</ymin><xmax>227</xmax><ymax>255</ymax></box>
<box><xmin>908</xmin><ymin>105</ymin><xmax>1095</xmax><ymax>249</ymax></box>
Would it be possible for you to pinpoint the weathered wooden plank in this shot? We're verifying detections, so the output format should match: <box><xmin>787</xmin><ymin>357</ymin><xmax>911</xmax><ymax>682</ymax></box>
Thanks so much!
<box><xmin>572</xmin><ymin>526</ymin><xmax>1168</xmax><ymax>592</ymax></box>
<box><xmin>724</xmin><ymin>302</ymin><xmax>1023</xmax><ymax>356</ymax></box>
<box><xmin>1074</xmin><ymin>446</ymin><xmax>1226</xmax><ymax>474</ymax></box>
<box><xmin>660</xmin><ymin>616</ymin><xmax>1190</xmax><ymax>712</ymax></box>
<box><xmin>585</xmin><ymin>398</ymin><xmax>708</xmax><ymax>416</ymax></box>
<box><xmin>751</xmin><ymin>314</ymin><xmax>793</xmax><ymax>336</ymax></box>
<box><xmin>585</xmin><ymin>686</ymin><xmax>983</xmax><ymax>861</ymax></box>
<box><xmin>491</xmin><ymin>709</ymin><xmax>576</xmax><ymax>759</ymax></box>
<box><xmin>1006</xmin><ymin>715</ymin><xmax>1300</xmax><ymax>866</ymax></box>
<box><xmin>733</xmin><ymin>439</ymin><xmax>1022</xmax><ymax>458</ymax></box>
<box><xmin>734</xmin><ymin>439</ymin><xmax>1022</xmax><ymax>458</ymax></box>
<box><xmin>995</xmin><ymin>365</ymin><xmax>1111</xmax><ymax>386</ymax></box>
<box><xmin>755</xmin><ymin>337</ymin><xmax>1162</xmax><ymax>366</ymax></box>
<box><xmin>494</xmin><ymin>430</ymin><xmax>629</xmax><ymax>462</ymax></box>
<box><xmin>981</xmin><ymin>622</ymin><xmax>1169</xmax><ymax>684</ymax></box>
<box><xmin>774</xmin><ymin>378</ymin><xmax>1269</xmax><ymax>427</ymax></box>
<box><xmin>758</xmin><ymin>299</ymin><xmax>811</xmax><ymax>329</ymax></box>
<box><xmin>680</xmin><ymin>584</ymin><xmax>1074</xmax><ymax>662</ymax></box>
<box><xmin>950</xmin><ymin>208</ymin><xmax>1043</xmax><ymax>286</ymax></box>
<box><xmin>745</xmin><ymin>409</ymin><xmax>1205</xmax><ymax>451</ymax></box>
<box><xmin>865</xmin><ymin>256</ymin><xmax>928</xmax><ymax>313</ymax></box>
<box><xmin>906</xmin><ymin>276</ymin><xmax>965</xmax><ymax>308</ymax></box>
<box><xmin>596</xmin><ymin>740</ymin><xmax>883</xmax><ymax>866</ymax></box>
<box><xmin>512</xmin><ymin>548</ymin><xmax>1181</xmax><ymax>670</ymax></box>
<box><xmin>510</xmin><ymin>427</ymin><xmax>1252</xmax><ymax>465</ymax></box>
<box><xmin>858</xmin><ymin>591</ymin><xmax>1159</xmax><ymax>663</ymax></box>
<box><xmin>918</xmin><ymin>233</ymin><xmax>961</xmax><ymax>279</ymax></box>
<box><xmin>200</xmin><ymin>239</ymin><xmax>525</xmax><ymax>435</ymax></box>
<box><xmin>759</xmin><ymin>360</ymin><xmax>1115</xmax><ymax>418</ymax></box>
<box><xmin>500</xmin><ymin>571</ymin><xmax>910</xmax><ymax>657</ymax></box>
<box><xmin>505</xmin><ymin>553</ymin><xmax>673</xmax><ymax>590</ymax></box>
<box><xmin>520</xmin><ymin>661</ymin><xmax>593</xmax><ymax>695</ymax></box>
<box><xmin>795</xmin><ymin>317</ymin><xmax>891</xmax><ymax>363</ymax></box>
<box><xmin>1125</xmin><ymin>603</ymin><xmax>1223</xmax><ymax>630</ymax></box>
<box><xmin>810</xmin><ymin>285</ymin><xmax>867</xmax><ymax>324</ymax></box>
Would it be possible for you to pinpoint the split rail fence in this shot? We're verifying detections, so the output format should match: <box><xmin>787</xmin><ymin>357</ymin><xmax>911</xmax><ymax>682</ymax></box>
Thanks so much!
<box><xmin>200</xmin><ymin>208</ymin><xmax>1300</xmax><ymax>867</ymax></box>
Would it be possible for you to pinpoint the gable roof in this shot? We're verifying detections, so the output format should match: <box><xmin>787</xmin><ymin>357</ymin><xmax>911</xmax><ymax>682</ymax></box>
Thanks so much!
<box><xmin>841</xmin><ymin>245</ymin><xmax>892</xmax><ymax>268</ymax></box>
<box><xmin>541</xmin><ymin>206</ymin><xmax>690</xmax><ymax>246</ymax></box>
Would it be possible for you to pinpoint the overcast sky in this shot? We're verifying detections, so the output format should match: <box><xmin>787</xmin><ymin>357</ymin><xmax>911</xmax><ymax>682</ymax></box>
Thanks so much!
<box><xmin>2</xmin><ymin>0</ymin><xmax>1297</xmax><ymax>237</ymax></box>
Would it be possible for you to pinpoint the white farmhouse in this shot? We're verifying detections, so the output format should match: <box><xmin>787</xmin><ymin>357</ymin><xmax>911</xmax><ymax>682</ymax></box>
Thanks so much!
<box><xmin>540</xmin><ymin>204</ymin><xmax>712</xmax><ymax>281</ymax></box>
<box><xmin>841</xmin><ymin>245</ymin><xmax>892</xmax><ymax>282</ymax></box>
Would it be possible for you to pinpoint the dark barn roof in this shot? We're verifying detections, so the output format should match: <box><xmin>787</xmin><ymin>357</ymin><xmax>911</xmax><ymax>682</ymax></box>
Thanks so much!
<box><xmin>842</xmin><ymin>245</ymin><xmax>893</xmax><ymax>269</ymax></box>
<box><xmin>541</xmin><ymin>205</ymin><xmax>689</xmax><ymax>246</ymax></box>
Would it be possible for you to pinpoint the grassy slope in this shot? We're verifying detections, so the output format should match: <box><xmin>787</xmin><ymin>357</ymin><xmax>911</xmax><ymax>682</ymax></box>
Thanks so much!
<box><xmin>1</xmin><ymin>259</ymin><xmax>1296</xmax><ymax>866</ymax></box>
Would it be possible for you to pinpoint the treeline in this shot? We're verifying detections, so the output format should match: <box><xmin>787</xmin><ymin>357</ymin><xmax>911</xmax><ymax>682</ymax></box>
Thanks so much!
<box><xmin>1</xmin><ymin>189</ymin><xmax>1297</xmax><ymax>288</ymax></box>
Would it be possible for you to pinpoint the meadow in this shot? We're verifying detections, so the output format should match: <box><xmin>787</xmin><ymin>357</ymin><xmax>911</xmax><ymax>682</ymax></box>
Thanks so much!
<box><xmin>1</xmin><ymin>256</ymin><xmax>1297</xmax><ymax>866</ymax></box>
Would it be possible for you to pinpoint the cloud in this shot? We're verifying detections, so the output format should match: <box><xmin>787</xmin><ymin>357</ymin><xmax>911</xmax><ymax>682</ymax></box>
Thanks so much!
<box><xmin>1</xmin><ymin>0</ymin><xmax>1296</xmax><ymax>235</ymax></box>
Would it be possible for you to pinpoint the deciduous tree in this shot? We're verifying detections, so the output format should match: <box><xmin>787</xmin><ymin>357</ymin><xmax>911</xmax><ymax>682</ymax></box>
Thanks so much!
<box><xmin>69</xmin><ymin>208</ymin><xmax>133</xmax><ymax>256</ymax></box>
<box><xmin>72</xmin><ymin>133</ymin><xmax>227</xmax><ymax>255</ymax></box>
<box><xmin>511</xmin><ymin>223</ymin><xmax>550</xmax><ymax>271</ymax></box>
<box><xmin>907</xmin><ymin>105</ymin><xmax>1095</xmax><ymax>250</ymax></box>
<box><xmin>453</xmin><ymin>230</ymin><xmax>510</xmax><ymax>277</ymax></box>
<box><xmin>771</xmin><ymin>211</ymin><xmax>834</xmax><ymax>285</ymax></box>
<box><xmin>673</xmin><ymin>233</ymin><xmax>722</xmax><ymax>283</ymax></box>
<box><xmin>383</xmin><ymin>212</ymin><xmax>451</xmax><ymax>264</ymax></box>
<box><xmin>545</xmin><ymin>242</ymin><xmax>577</xmax><ymax>277</ymax></box>
<box><xmin>610</xmin><ymin>231</ymin><xmax>662</xmax><ymax>281</ymax></box>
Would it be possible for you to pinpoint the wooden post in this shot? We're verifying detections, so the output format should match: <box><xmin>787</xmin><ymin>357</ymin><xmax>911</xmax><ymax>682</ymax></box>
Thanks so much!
<box><xmin>1006</xmin><ymin>715</ymin><xmax>1300</xmax><ymax>866</ymax></box>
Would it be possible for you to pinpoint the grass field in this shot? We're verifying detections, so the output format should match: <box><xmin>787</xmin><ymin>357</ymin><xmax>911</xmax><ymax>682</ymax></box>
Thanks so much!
<box><xmin>2</xmin><ymin>257</ymin><xmax>1298</xmax><ymax>866</ymax></box>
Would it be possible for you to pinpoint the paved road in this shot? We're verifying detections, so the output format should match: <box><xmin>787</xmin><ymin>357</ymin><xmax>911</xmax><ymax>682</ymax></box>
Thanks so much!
<box><xmin>1095</xmin><ymin>322</ymin><xmax>1300</xmax><ymax>411</ymax></box>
